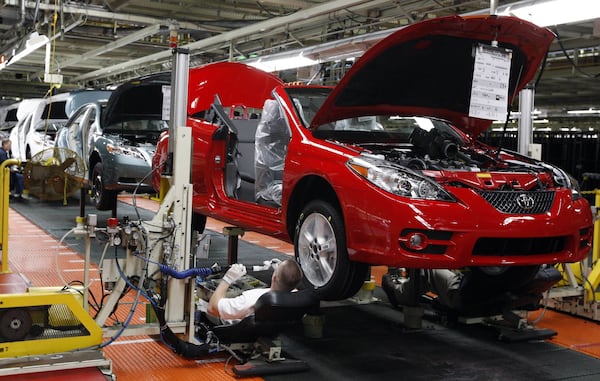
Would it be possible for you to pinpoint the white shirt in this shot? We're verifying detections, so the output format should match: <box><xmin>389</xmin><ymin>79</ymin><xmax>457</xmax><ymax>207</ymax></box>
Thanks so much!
<box><xmin>217</xmin><ymin>288</ymin><xmax>271</xmax><ymax>325</ymax></box>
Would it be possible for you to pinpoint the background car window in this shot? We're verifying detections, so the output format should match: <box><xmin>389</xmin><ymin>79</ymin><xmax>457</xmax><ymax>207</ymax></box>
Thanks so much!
<box><xmin>41</xmin><ymin>101</ymin><xmax>68</xmax><ymax>119</ymax></box>
<box><xmin>285</xmin><ymin>87</ymin><xmax>330</xmax><ymax>127</ymax></box>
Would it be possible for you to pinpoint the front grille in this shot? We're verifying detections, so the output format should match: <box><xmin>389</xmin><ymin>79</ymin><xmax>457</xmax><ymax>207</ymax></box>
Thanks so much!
<box><xmin>473</xmin><ymin>236</ymin><xmax>566</xmax><ymax>256</ymax></box>
<box><xmin>477</xmin><ymin>190</ymin><xmax>555</xmax><ymax>214</ymax></box>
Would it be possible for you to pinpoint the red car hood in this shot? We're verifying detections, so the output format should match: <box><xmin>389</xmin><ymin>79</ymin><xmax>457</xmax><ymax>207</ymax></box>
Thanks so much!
<box><xmin>310</xmin><ymin>15</ymin><xmax>555</xmax><ymax>136</ymax></box>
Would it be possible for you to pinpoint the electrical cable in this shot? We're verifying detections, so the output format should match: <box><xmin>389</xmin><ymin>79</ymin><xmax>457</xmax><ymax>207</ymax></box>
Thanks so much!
<box><xmin>55</xmin><ymin>227</ymin><xmax>103</xmax><ymax>291</ymax></box>
<box><xmin>528</xmin><ymin>288</ymin><xmax>550</xmax><ymax>325</ymax></box>
<box><xmin>55</xmin><ymin>227</ymin><xmax>76</xmax><ymax>287</ymax></box>
<box><xmin>99</xmin><ymin>246</ymin><xmax>149</xmax><ymax>348</ymax></box>
<box><xmin>131</xmin><ymin>159</ymin><xmax>166</xmax><ymax>222</ymax></box>
<box><xmin>552</xmin><ymin>27</ymin><xmax>600</xmax><ymax>79</ymax></box>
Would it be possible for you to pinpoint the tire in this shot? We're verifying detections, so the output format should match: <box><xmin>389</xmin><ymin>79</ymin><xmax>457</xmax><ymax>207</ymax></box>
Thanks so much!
<box><xmin>294</xmin><ymin>200</ymin><xmax>368</xmax><ymax>301</ymax></box>
<box><xmin>90</xmin><ymin>162</ymin><xmax>117</xmax><ymax>210</ymax></box>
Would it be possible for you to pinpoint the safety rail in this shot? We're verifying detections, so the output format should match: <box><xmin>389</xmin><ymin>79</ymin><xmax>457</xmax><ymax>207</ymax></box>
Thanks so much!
<box><xmin>581</xmin><ymin>189</ymin><xmax>600</xmax><ymax>301</ymax></box>
<box><xmin>0</xmin><ymin>158</ymin><xmax>20</xmax><ymax>274</ymax></box>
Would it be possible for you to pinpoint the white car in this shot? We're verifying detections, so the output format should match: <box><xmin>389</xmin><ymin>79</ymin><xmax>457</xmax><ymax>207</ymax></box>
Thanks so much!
<box><xmin>0</xmin><ymin>101</ymin><xmax>20</xmax><ymax>138</ymax></box>
<box><xmin>10</xmin><ymin>91</ymin><xmax>111</xmax><ymax>160</ymax></box>
<box><xmin>9</xmin><ymin>99</ymin><xmax>45</xmax><ymax>160</ymax></box>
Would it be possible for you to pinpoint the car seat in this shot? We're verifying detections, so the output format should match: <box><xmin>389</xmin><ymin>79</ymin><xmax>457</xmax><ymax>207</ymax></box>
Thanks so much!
<box><xmin>199</xmin><ymin>289</ymin><xmax>319</xmax><ymax>343</ymax></box>
<box><xmin>195</xmin><ymin>289</ymin><xmax>319</xmax><ymax>376</ymax></box>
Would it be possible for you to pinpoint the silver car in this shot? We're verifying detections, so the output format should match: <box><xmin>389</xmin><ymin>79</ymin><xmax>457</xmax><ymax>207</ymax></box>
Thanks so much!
<box><xmin>55</xmin><ymin>73</ymin><xmax>170</xmax><ymax>210</ymax></box>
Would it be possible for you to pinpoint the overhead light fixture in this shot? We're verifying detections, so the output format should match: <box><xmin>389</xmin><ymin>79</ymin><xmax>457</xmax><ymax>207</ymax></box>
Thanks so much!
<box><xmin>0</xmin><ymin>31</ymin><xmax>49</xmax><ymax>71</ymax></box>
<box><xmin>498</xmin><ymin>0</ymin><xmax>600</xmax><ymax>27</ymax></box>
<box><xmin>246</xmin><ymin>53</ymin><xmax>319</xmax><ymax>72</ymax></box>
<box><xmin>567</xmin><ymin>108</ymin><xmax>600</xmax><ymax>114</ymax></box>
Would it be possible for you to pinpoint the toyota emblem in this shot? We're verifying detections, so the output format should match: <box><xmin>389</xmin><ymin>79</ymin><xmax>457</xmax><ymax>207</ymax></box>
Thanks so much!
<box><xmin>516</xmin><ymin>193</ymin><xmax>535</xmax><ymax>210</ymax></box>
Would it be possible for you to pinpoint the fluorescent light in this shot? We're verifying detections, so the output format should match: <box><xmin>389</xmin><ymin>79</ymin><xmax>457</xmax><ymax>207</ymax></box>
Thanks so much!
<box><xmin>567</xmin><ymin>108</ymin><xmax>600</xmax><ymax>114</ymax></box>
<box><xmin>246</xmin><ymin>53</ymin><xmax>318</xmax><ymax>72</ymax></box>
<box><xmin>0</xmin><ymin>32</ymin><xmax>49</xmax><ymax>71</ymax></box>
<box><xmin>499</xmin><ymin>0</ymin><xmax>600</xmax><ymax>27</ymax></box>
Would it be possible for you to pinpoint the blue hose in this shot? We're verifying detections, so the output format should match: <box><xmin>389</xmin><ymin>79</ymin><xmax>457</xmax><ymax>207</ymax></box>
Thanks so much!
<box><xmin>159</xmin><ymin>264</ymin><xmax>213</xmax><ymax>279</ymax></box>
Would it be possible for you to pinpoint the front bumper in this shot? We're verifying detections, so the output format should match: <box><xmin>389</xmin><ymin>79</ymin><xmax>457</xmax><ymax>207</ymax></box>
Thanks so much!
<box><xmin>346</xmin><ymin>187</ymin><xmax>594</xmax><ymax>269</ymax></box>
<box><xmin>101</xmin><ymin>155</ymin><xmax>154</xmax><ymax>193</ymax></box>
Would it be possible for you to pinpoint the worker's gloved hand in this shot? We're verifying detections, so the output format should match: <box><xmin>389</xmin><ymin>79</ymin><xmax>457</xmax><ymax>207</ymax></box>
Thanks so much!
<box><xmin>222</xmin><ymin>263</ymin><xmax>246</xmax><ymax>285</ymax></box>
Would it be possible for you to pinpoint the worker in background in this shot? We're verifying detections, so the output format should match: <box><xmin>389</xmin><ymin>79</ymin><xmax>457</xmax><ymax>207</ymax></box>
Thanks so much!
<box><xmin>0</xmin><ymin>139</ymin><xmax>24</xmax><ymax>200</ymax></box>
<box><xmin>208</xmin><ymin>259</ymin><xmax>303</xmax><ymax>324</ymax></box>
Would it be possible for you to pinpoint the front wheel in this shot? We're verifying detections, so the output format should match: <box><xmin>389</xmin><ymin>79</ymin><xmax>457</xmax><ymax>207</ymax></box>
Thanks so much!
<box><xmin>90</xmin><ymin>162</ymin><xmax>117</xmax><ymax>210</ymax></box>
<box><xmin>294</xmin><ymin>200</ymin><xmax>368</xmax><ymax>301</ymax></box>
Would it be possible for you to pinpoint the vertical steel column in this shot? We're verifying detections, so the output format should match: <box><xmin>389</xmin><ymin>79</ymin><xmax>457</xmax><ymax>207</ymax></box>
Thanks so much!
<box><xmin>165</xmin><ymin>48</ymin><xmax>193</xmax><ymax>334</ymax></box>
<box><xmin>490</xmin><ymin>0</ymin><xmax>498</xmax><ymax>15</ymax></box>
<box><xmin>166</xmin><ymin>48</ymin><xmax>189</xmax><ymax>176</ymax></box>
<box><xmin>518</xmin><ymin>86</ymin><xmax>535</xmax><ymax>156</ymax></box>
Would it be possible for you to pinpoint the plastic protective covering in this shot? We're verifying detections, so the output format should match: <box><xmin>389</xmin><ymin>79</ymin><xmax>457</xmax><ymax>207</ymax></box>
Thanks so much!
<box><xmin>254</xmin><ymin>99</ymin><xmax>290</xmax><ymax>205</ymax></box>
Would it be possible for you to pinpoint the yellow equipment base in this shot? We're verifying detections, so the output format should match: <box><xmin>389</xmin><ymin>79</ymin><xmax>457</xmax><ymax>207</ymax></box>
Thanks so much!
<box><xmin>0</xmin><ymin>290</ymin><xmax>103</xmax><ymax>358</ymax></box>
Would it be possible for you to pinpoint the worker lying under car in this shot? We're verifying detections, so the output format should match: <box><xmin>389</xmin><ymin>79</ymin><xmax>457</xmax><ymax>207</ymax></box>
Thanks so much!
<box><xmin>207</xmin><ymin>259</ymin><xmax>303</xmax><ymax>324</ymax></box>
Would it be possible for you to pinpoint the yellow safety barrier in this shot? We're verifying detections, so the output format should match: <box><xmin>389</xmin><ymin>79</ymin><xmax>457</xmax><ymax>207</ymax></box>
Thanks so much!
<box><xmin>559</xmin><ymin>189</ymin><xmax>600</xmax><ymax>302</ymax></box>
<box><xmin>0</xmin><ymin>158</ymin><xmax>20</xmax><ymax>274</ymax></box>
<box><xmin>577</xmin><ymin>189</ymin><xmax>600</xmax><ymax>301</ymax></box>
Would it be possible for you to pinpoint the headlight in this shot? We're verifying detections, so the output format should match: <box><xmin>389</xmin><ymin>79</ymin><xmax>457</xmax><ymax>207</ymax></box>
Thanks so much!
<box><xmin>545</xmin><ymin>164</ymin><xmax>581</xmax><ymax>200</ymax></box>
<box><xmin>106</xmin><ymin>143</ymin><xmax>145</xmax><ymax>160</ymax></box>
<box><xmin>347</xmin><ymin>156</ymin><xmax>455</xmax><ymax>201</ymax></box>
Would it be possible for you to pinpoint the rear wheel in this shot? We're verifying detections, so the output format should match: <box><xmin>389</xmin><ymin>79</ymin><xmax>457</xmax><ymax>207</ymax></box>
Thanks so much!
<box><xmin>91</xmin><ymin>162</ymin><xmax>117</xmax><ymax>210</ymax></box>
<box><xmin>294</xmin><ymin>200</ymin><xmax>368</xmax><ymax>301</ymax></box>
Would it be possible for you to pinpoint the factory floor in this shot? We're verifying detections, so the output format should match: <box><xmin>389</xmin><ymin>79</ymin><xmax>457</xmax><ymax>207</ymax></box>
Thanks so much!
<box><xmin>2</xmin><ymin>194</ymin><xmax>600</xmax><ymax>380</ymax></box>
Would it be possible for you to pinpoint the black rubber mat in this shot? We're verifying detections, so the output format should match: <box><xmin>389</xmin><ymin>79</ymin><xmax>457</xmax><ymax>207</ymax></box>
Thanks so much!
<box><xmin>268</xmin><ymin>301</ymin><xmax>600</xmax><ymax>381</ymax></box>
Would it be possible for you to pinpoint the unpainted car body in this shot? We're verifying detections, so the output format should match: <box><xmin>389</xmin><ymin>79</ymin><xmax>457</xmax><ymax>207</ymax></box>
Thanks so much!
<box><xmin>9</xmin><ymin>91</ymin><xmax>112</xmax><ymax>161</ymax></box>
<box><xmin>154</xmin><ymin>15</ymin><xmax>593</xmax><ymax>300</ymax></box>
<box><xmin>0</xmin><ymin>101</ymin><xmax>20</xmax><ymax>139</ymax></box>
<box><xmin>56</xmin><ymin>75</ymin><xmax>169</xmax><ymax>210</ymax></box>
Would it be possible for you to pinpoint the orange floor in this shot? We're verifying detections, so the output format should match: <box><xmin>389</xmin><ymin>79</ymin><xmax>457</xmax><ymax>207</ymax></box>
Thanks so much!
<box><xmin>3</xmin><ymin>194</ymin><xmax>600</xmax><ymax>380</ymax></box>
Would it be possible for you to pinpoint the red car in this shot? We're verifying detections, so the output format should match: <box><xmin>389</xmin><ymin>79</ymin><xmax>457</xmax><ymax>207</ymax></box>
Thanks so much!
<box><xmin>154</xmin><ymin>15</ymin><xmax>593</xmax><ymax>301</ymax></box>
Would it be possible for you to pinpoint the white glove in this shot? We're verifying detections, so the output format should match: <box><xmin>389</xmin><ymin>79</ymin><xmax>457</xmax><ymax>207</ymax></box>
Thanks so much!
<box><xmin>253</xmin><ymin>258</ymin><xmax>282</xmax><ymax>271</ymax></box>
<box><xmin>222</xmin><ymin>264</ymin><xmax>246</xmax><ymax>285</ymax></box>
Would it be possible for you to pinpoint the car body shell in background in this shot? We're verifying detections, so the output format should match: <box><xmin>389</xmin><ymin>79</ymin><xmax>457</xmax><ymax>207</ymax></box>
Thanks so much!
<box><xmin>56</xmin><ymin>75</ymin><xmax>169</xmax><ymax>209</ymax></box>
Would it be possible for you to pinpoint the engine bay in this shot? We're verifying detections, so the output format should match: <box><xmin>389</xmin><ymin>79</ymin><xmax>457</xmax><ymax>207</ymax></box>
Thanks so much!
<box><xmin>355</xmin><ymin>127</ymin><xmax>559</xmax><ymax>192</ymax></box>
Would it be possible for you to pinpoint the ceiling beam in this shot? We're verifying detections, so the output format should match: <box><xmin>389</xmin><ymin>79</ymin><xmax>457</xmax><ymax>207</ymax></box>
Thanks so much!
<box><xmin>73</xmin><ymin>0</ymin><xmax>382</xmax><ymax>82</ymax></box>
<box><xmin>2</xmin><ymin>0</ymin><xmax>210</xmax><ymax>31</ymax></box>
<box><xmin>57</xmin><ymin>24</ymin><xmax>161</xmax><ymax>70</ymax></box>
<box><xmin>105</xmin><ymin>0</ymin><xmax>133</xmax><ymax>12</ymax></box>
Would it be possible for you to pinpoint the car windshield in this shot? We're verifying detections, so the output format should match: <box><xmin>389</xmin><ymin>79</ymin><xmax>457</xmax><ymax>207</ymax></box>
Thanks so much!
<box><xmin>318</xmin><ymin>116</ymin><xmax>466</xmax><ymax>146</ymax></box>
<box><xmin>103</xmin><ymin>119</ymin><xmax>168</xmax><ymax>133</ymax></box>
<box><xmin>285</xmin><ymin>87</ymin><xmax>465</xmax><ymax>145</ymax></box>
<box><xmin>285</xmin><ymin>87</ymin><xmax>465</xmax><ymax>146</ymax></box>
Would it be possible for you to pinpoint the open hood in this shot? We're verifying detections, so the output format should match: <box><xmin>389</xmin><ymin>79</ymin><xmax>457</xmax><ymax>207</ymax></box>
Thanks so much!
<box><xmin>102</xmin><ymin>72</ymin><xmax>171</xmax><ymax>127</ymax></box>
<box><xmin>310</xmin><ymin>15</ymin><xmax>555</xmax><ymax>136</ymax></box>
